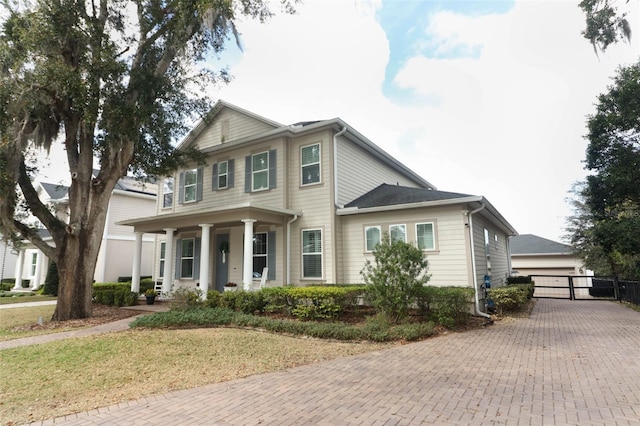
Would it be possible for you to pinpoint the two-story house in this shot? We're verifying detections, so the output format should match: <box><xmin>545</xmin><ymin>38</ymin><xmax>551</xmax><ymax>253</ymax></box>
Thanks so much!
<box><xmin>12</xmin><ymin>176</ymin><xmax>157</xmax><ymax>290</ymax></box>
<box><xmin>121</xmin><ymin>101</ymin><xmax>517</xmax><ymax>315</ymax></box>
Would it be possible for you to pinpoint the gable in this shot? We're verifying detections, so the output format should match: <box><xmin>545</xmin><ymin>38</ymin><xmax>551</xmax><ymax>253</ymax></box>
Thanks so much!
<box><xmin>179</xmin><ymin>101</ymin><xmax>283</xmax><ymax>151</ymax></box>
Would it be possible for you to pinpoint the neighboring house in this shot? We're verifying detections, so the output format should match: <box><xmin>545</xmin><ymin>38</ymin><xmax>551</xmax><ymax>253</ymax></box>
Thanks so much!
<box><xmin>0</xmin><ymin>235</ymin><xmax>18</xmax><ymax>281</ymax></box>
<box><xmin>121</xmin><ymin>100</ymin><xmax>517</xmax><ymax>315</ymax></box>
<box><xmin>510</xmin><ymin>234</ymin><xmax>586</xmax><ymax>276</ymax></box>
<box><xmin>12</xmin><ymin>176</ymin><xmax>158</xmax><ymax>290</ymax></box>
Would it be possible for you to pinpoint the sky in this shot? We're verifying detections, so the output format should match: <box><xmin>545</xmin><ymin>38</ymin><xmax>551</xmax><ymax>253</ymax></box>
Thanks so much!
<box><xmin>38</xmin><ymin>0</ymin><xmax>639</xmax><ymax>244</ymax></box>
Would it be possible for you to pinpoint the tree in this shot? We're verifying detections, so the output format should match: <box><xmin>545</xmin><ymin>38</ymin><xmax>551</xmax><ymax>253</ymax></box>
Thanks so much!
<box><xmin>566</xmin><ymin>62</ymin><xmax>640</xmax><ymax>278</ymax></box>
<box><xmin>360</xmin><ymin>235</ymin><xmax>430</xmax><ymax>323</ymax></box>
<box><xmin>0</xmin><ymin>0</ymin><xmax>294</xmax><ymax>320</ymax></box>
<box><xmin>579</xmin><ymin>0</ymin><xmax>632</xmax><ymax>53</ymax></box>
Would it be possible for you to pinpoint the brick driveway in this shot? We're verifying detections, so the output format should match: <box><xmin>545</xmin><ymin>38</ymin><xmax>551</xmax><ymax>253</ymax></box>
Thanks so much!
<box><xmin>39</xmin><ymin>299</ymin><xmax>640</xmax><ymax>425</ymax></box>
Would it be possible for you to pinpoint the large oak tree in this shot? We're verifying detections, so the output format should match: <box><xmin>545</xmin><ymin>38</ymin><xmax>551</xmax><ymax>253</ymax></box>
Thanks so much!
<box><xmin>0</xmin><ymin>0</ymin><xmax>294</xmax><ymax>320</ymax></box>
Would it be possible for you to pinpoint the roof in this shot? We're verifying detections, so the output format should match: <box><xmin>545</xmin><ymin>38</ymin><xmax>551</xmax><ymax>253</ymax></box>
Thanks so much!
<box><xmin>510</xmin><ymin>234</ymin><xmax>572</xmax><ymax>255</ymax></box>
<box><xmin>40</xmin><ymin>182</ymin><xmax>68</xmax><ymax>200</ymax></box>
<box><xmin>345</xmin><ymin>184</ymin><xmax>472</xmax><ymax>209</ymax></box>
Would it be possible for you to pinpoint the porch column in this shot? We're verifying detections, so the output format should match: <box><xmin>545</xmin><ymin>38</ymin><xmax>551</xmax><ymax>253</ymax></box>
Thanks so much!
<box><xmin>131</xmin><ymin>232</ymin><xmax>143</xmax><ymax>293</ymax></box>
<box><xmin>162</xmin><ymin>228</ymin><xmax>176</xmax><ymax>295</ymax></box>
<box><xmin>241</xmin><ymin>219</ymin><xmax>256</xmax><ymax>291</ymax></box>
<box><xmin>31</xmin><ymin>251</ymin><xmax>44</xmax><ymax>290</ymax></box>
<box><xmin>13</xmin><ymin>249</ymin><xmax>24</xmax><ymax>290</ymax></box>
<box><xmin>198</xmin><ymin>224</ymin><xmax>213</xmax><ymax>299</ymax></box>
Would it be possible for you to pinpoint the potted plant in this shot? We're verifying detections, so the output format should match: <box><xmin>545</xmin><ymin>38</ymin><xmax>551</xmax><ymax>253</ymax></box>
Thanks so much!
<box><xmin>223</xmin><ymin>282</ymin><xmax>237</xmax><ymax>292</ymax></box>
<box><xmin>144</xmin><ymin>288</ymin><xmax>157</xmax><ymax>305</ymax></box>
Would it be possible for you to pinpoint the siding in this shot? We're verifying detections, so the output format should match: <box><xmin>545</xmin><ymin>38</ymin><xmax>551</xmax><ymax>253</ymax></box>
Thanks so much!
<box><xmin>192</xmin><ymin>108</ymin><xmax>277</xmax><ymax>151</ymax></box>
<box><xmin>471</xmin><ymin>213</ymin><xmax>510</xmax><ymax>289</ymax></box>
<box><xmin>108</xmin><ymin>193</ymin><xmax>157</xmax><ymax>236</ymax></box>
<box><xmin>340</xmin><ymin>206</ymin><xmax>471</xmax><ymax>287</ymax></box>
<box><xmin>336</xmin><ymin>137</ymin><xmax>424</xmax><ymax>206</ymax></box>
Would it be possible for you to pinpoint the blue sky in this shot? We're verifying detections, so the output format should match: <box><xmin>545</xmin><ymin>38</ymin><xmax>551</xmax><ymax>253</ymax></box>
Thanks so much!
<box><xmin>40</xmin><ymin>0</ymin><xmax>639</xmax><ymax>242</ymax></box>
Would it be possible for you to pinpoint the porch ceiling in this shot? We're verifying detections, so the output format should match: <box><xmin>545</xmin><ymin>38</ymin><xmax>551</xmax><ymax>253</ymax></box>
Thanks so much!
<box><xmin>117</xmin><ymin>202</ymin><xmax>301</xmax><ymax>234</ymax></box>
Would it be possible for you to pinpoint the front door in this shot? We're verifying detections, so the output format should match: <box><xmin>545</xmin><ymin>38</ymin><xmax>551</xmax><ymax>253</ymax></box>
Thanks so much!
<box><xmin>215</xmin><ymin>234</ymin><xmax>229</xmax><ymax>292</ymax></box>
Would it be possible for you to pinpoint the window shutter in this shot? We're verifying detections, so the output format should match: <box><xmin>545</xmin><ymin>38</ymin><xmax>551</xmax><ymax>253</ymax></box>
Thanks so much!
<box><xmin>196</xmin><ymin>167</ymin><xmax>203</xmax><ymax>201</ymax></box>
<box><xmin>228</xmin><ymin>159</ymin><xmax>235</xmax><ymax>188</ymax></box>
<box><xmin>245</xmin><ymin>155</ymin><xmax>251</xmax><ymax>193</ymax></box>
<box><xmin>194</xmin><ymin>237</ymin><xmax>201</xmax><ymax>279</ymax></box>
<box><xmin>267</xmin><ymin>231</ymin><xmax>276</xmax><ymax>280</ymax></box>
<box><xmin>268</xmin><ymin>150</ymin><xmax>277</xmax><ymax>189</ymax></box>
<box><xmin>178</xmin><ymin>172</ymin><xmax>185</xmax><ymax>204</ymax></box>
<box><xmin>212</xmin><ymin>164</ymin><xmax>218</xmax><ymax>191</ymax></box>
<box><xmin>174</xmin><ymin>239</ymin><xmax>182</xmax><ymax>279</ymax></box>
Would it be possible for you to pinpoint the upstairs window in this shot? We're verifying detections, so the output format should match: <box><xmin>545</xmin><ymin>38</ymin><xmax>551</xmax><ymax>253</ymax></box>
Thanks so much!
<box><xmin>245</xmin><ymin>150</ymin><xmax>276</xmax><ymax>193</ymax></box>
<box><xmin>365</xmin><ymin>226</ymin><xmax>381</xmax><ymax>252</ymax></box>
<box><xmin>218</xmin><ymin>161</ymin><xmax>228</xmax><ymax>189</ymax></box>
<box><xmin>212</xmin><ymin>160</ymin><xmax>234</xmax><ymax>191</ymax></box>
<box><xmin>301</xmin><ymin>143</ymin><xmax>320</xmax><ymax>185</ymax></box>
<box><xmin>389</xmin><ymin>224</ymin><xmax>407</xmax><ymax>244</ymax></box>
<box><xmin>416</xmin><ymin>223</ymin><xmax>435</xmax><ymax>250</ymax></box>
<box><xmin>162</xmin><ymin>177</ymin><xmax>173</xmax><ymax>208</ymax></box>
<box><xmin>184</xmin><ymin>169</ymin><xmax>198</xmax><ymax>202</ymax></box>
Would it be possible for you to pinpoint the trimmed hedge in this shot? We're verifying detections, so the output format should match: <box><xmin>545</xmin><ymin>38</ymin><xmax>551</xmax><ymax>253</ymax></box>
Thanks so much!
<box><xmin>93</xmin><ymin>282</ymin><xmax>138</xmax><ymax>306</ymax></box>
<box><xmin>0</xmin><ymin>280</ymin><xmax>15</xmax><ymax>292</ymax></box>
<box><xmin>416</xmin><ymin>286</ymin><xmax>475</xmax><ymax>328</ymax></box>
<box><xmin>488</xmin><ymin>285</ymin><xmax>531</xmax><ymax>315</ymax></box>
<box><xmin>261</xmin><ymin>285</ymin><xmax>365</xmax><ymax>321</ymax></box>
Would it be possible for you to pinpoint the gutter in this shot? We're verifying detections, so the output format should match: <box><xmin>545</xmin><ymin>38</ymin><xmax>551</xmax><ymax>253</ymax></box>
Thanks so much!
<box><xmin>286</xmin><ymin>214</ymin><xmax>299</xmax><ymax>284</ymax></box>
<box><xmin>467</xmin><ymin>202</ymin><xmax>491</xmax><ymax>318</ymax></box>
<box><xmin>333</xmin><ymin>126</ymin><xmax>347</xmax><ymax>207</ymax></box>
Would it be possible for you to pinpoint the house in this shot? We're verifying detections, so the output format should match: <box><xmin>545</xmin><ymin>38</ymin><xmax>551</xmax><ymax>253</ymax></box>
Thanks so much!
<box><xmin>121</xmin><ymin>101</ymin><xmax>517</xmax><ymax>314</ymax></box>
<box><xmin>510</xmin><ymin>234</ymin><xmax>586</xmax><ymax>276</ymax></box>
<box><xmin>0</xmin><ymin>235</ymin><xmax>18</xmax><ymax>282</ymax></box>
<box><xmin>11</xmin><ymin>176</ymin><xmax>157</xmax><ymax>290</ymax></box>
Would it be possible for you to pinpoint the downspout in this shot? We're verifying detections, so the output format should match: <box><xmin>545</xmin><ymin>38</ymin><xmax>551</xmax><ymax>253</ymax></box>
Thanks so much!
<box><xmin>333</xmin><ymin>126</ymin><xmax>347</xmax><ymax>208</ymax></box>
<box><xmin>286</xmin><ymin>214</ymin><xmax>299</xmax><ymax>285</ymax></box>
<box><xmin>467</xmin><ymin>202</ymin><xmax>491</xmax><ymax>318</ymax></box>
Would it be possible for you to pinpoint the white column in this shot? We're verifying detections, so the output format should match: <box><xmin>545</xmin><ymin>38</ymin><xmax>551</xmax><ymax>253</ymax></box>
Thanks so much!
<box><xmin>131</xmin><ymin>232</ymin><xmax>143</xmax><ymax>293</ymax></box>
<box><xmin>242</xmin><ymin>219</ymin><xmax>256</xmax><ymax>291</ymax></box>
<box><xmin>13</xmin><ymin>249</ymin><xmax>24</xmax><ymax>290</ymax></box>
<box><xmin>162</xmin><ymin>228</ymin><xmax>176</xmax><ymax>295</ymax></box>
<box><xmin>31</xmin><ymin>251</ymin><xmax>44</xmax><ymax>290</ymax></box>
<box><xmin>198</xmin><ymin>224</ymin><xmax>213</xmax><ymax>300</ymax></box>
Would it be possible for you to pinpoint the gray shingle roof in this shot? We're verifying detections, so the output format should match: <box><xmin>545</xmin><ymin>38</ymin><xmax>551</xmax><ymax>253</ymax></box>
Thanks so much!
<box><xmin>344</xmin><ymin>184</ymin><xmax>473</xmax><ymax>209</ymax></box>
<box><xmin>510</xmin><ymin>234</ymin><xmax>572</xmax><ymax>255</ymax></box>
<box><xmin>40</xmin><ymin>182</ymin><xmax>69</xmax><ymax>200</ymax></box>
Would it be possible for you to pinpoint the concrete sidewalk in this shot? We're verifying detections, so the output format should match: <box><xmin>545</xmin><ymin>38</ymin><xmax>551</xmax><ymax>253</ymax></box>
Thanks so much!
<box><xmin>26</xmin><ymin>299</ymin><xmax>640</xmax><ymax>425</ymax></box>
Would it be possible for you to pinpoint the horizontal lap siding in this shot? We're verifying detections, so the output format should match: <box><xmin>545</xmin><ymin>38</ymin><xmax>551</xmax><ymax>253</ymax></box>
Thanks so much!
<box><xmin>472</xmin><ymin>214</ymin><xmax>510</xmax><ymax>288</ymax></box>
<box><xmin>336</xmin><ymin>138</ymin><xmax>424</xmax><ymax>206</ymax></box>
<box><xmin>108</xmin><ymin>193</ymin><xmax>157</xmax><ymax>236</ymax></box>
<box><xmin>340</xmin><ymin>206</ymin><xmax>471</xmax><ymax>287</ymax></box>
<box><xmin>193</xmin><ymin>109</ymin><xmax>277</xmax><ymax>151</ymax></box>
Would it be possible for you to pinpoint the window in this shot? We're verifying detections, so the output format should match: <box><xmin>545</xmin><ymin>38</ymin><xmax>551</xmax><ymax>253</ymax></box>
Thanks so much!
<box><xmin>163</xmin><ymin>177</ymin><xmax>173</xmax><ymax>208</ymax></box>
<box><xmin>183</xmin><ymin>169</ymin><xmax>197</xmax><ymax>202</ymax></box>
<box><xmin>30</xmin><ymin>253</ymin><xmax>37</xmax><ymax>276</ymax></box>
<box><xmin>302</xmin><ymin>229</ymin><xmax>322</xmax><ymax>278</ymax></box>
<box><xmin>365</xmin><ymin>226</ymin><xmax>381</xmax><ymax>252</ymax></box>
<box><xmin>218</xmin><ymin>161</ymin><xmax>228</xmax><ymax>189</ymax></box>
<box><xmin>416</xmin><ymin>223</ymin><xmax>435</xmax><ymax>250</ymax></box>
<box><xmin>252</xmin><ymin>151</ymin><xmax>269</xmax><ymax>191</ymax></box>
<box><xmin>301</xmin><ymin>143</ymin><xmax>320</xmax><ymax>185</ymax></box>
<box><xmin>389</xmin><ymin>224</ymin><xmax>407</xmax><ymax>244</ymax></box>
<box><xmin>484</xmin><ymin>228</ymin><xmax>492</xmax><ymax>273</ymax></box>
<box><xmin>159</xmin><ymin>242</ymin><xmax>166</xmax><ymax>278</ymax></box>
<box><xmin>253</xmin><ymin>232</ymin><xmax>268</xmax><ymax>277</ymax></box>
<box><xmin>180</xmin><ymin>239</ymin><xmax>195</xmax><ymax>279</ymax></box>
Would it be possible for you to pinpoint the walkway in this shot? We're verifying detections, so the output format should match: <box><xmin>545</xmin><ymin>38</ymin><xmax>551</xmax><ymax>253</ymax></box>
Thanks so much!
<box><xmin>20</xmin><ymin>300</ymin><xmax>640</xmax><ymax>425</ymax></box>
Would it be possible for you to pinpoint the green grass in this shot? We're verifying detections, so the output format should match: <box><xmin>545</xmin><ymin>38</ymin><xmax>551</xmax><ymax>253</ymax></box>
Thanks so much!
<box><xmin>0</xmin><ymin>294</ymin><xmax>57</xmax><ymax>305</ymax></box>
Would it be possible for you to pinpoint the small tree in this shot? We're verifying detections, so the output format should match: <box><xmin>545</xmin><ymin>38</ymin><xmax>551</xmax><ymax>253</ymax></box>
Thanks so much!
<box><xmin>361</xmin><ymin>235</ymin><xmax>430</xmax><ymax>323</ymax></box>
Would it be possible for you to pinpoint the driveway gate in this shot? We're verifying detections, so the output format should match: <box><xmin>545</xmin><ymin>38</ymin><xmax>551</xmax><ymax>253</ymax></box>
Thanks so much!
<box><xmin>529</xmin><ymin>275</ymin><xmax>619</xmax><ymax>300</ymax></box>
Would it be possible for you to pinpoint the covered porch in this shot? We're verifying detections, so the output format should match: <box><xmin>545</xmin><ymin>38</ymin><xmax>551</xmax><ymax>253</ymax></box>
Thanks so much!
<box><xmin>119</xmin><ymin>202</ymin><xmax>300</xmax><ymax>298</ymax></box>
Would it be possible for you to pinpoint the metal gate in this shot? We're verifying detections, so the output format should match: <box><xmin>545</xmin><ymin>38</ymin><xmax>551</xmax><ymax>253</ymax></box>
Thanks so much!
<box><xmin>529</xmin><ymin>275</ymin><xmax>619</xmax><ymax>300</ymax></box>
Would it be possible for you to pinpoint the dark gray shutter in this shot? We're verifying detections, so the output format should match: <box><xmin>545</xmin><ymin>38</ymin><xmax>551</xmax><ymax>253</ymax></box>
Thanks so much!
<box><xmin>268</xmin><ymin>150</ymin><xmax>276</xmax><ymax>189</ymax></box>
<box><xmin>245</xmin><ymin>155</ymin><xmax>251</xmax><ymax>193</ymax></box>
<box><xmin>174</xmin><ymin>239</ymin><xmax>182</xmax><ymax>278</ymax></box>
<box><xmin>228</xmin><ymin>159</ymin><xmax>235</xmax><ymax>188</ymax></box>
<box><xmin>196</xmin><ymin>167</ymin><xmax>203</xmax><ymax>201</ymax></box>
<box><xmin>212</xmin><ymin>163</ymin><xmax>218</xmax><ymax>191</ymax></box>
<box><xmin>194</xmin><ymin>237</ymin><xmax>201</xmax><ymax>279</ymax></box>
<box><xmin>267</xmin><ymin>231</ymin><xmax>276</xmax><ymax>280</ymax></box>
<box><xmin>178</xmin><ymin>172</ymin><xmax>185</xmax><ymax>204</ymax></box>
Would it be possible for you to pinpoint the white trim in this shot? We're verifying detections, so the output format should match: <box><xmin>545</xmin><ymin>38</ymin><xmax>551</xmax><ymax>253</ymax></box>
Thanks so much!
<box><xmin>415</xmin><ymin>222</ymin><xmax>436</xmax><ymax>251</ymax></box>
<box><xmin>251</xmin><ymin>151</ymin><xmax>269</xmax><ymax>192</ymax></box>
<box><xmin>179</xmin><ymin>238</ymin><xmax>195</xmax><ymax>279</ymax></box>
<box><xmin>300</xmin><ymin>143</ymin><xmax>321</xmax><ymax>186</ymax></box>
<box><xmin>183</xmin><ymin>169</ymin><xmax>198</xmax><ymax>203</ymax></box>
<box><xmin>389</xmin><ymin>224</ymin><xmax>407</xmax><ymax>244</ymax></box>
<box><xmin>364</xmin><ymin>225</ymin><xmax>381</xmax><ymax>252</ymax></box>
<box><xmin>301</xmin><ymin>228</ymin><xmax>323</xmax><ymax>279</ymax></box>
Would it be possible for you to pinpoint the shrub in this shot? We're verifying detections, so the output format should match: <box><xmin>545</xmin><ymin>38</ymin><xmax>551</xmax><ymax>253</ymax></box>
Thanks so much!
<box><xmin>42</xmin><ymin>261</ymin><xmax>59</xmax><ymax>296</ymax></box>
<box><xmin>417</xmin><ymin>286</ymin><xmax>474</xmax><ymax>328</ymax></box>
<box><xmin>361</xmin><ymin>236</ymin><xmax>430</xmax><ymax>323</ymax></box>
<box><xmin>0</xmin><ymin>279</ymin><xmax>14</xmax><ymax>291</ymax></box>
<box><xmin>204</xmin><ymin>290</ymin><xmax>223</xmax><ymax>308</ymax></box>
<box><xmin>508</xmin><ymin>283</ymin><xmax>534</xmax><ymax>299</ymax></box>
<box><xmin>219</xmin><ymin>290</ymin><xmax>266</xmax><ymax>314</ymax></box>
<box><xmin>93</xmin><ymin>283</ymin><xmax>138</xmax><ymax>306</ymax></box>
<box><xmin>259</xmin><ymin>285</ymin><xmax>365</xmax><ymax>320</ymax></box>
<box><xmin>169</xmin><ymin>288</ymin><xmax>203</xmax><ymax>311</ymax></box>
<box><xmin>140</xmin><ymin>278</ymin><xmax>155</xmax><ymax>294</ymax></box>
<box><xmin>488</xmin><ymin>286</ymin><xmax>529</xmax><ymax>315</ymax></box>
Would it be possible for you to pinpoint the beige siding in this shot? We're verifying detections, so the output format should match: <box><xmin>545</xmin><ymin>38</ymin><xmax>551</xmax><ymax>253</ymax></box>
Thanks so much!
<box><xmin>99</xmin><ymin>239</ymin><xmax>155</xmax><ymax>282</ymax></box>
<box><xmin>340</xmin><ymin>206</ymin><xmax>471</xmax><ymax>287</ymax></box>
<box><xmin>471</xmin><ymin>213</ymin><xmax>511</xmax><ymax>289</ymax></box>
<box><xmin>192</xmin><ymin>108</ymin><xmax>277</xmax><ymax>151</ymax></box>
<box><xmin>512</xmin><ymin>254</ymin><xmax>583</xmax><ymax>276</ymax></box>
<box><xmin>336</xmin><ymin>137</ymin><xmax>423</xmax><ymax>206</ymax></box>
<box><xmin>107</xmin><ymin>193</ymin><xmax>156</xmax><ymax>236</ymax></box>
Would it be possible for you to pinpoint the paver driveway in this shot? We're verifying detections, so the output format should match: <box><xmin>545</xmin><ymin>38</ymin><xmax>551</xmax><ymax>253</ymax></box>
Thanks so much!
<box><xmin>39</xmin><ymin>299</ymin><xmax>640</xmax><ymax>425</ymax></box>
